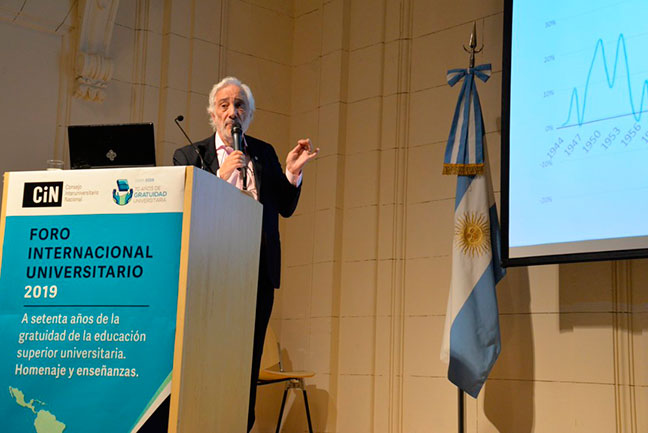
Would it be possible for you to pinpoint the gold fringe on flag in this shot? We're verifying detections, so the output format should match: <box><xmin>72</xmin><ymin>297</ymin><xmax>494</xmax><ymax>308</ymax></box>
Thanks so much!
<box><xmin>442</xmin><ymin>163</ymin><xmax>484</xmax><ymax>176</ymax></box>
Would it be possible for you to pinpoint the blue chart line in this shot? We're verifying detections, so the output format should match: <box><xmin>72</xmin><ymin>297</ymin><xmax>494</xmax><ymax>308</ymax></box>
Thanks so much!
<box><xmin>561</xmin><ymin>33</ymin><xmax>648</xmax><ymax>128</ymax></box>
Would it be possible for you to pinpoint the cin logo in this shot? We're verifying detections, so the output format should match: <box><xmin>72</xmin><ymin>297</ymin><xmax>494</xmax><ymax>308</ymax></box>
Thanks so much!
<box><xmin>22</xmin><ymin>182</ymin><xmax>64</xmax><ymax>208</ymax></box>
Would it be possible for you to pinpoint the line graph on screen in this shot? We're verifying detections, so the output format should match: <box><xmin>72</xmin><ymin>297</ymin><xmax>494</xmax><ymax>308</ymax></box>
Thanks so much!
<box><xmin>560</xmin><ymin>33</ymin><xmax>648</xmax><ymax>129</ymax></box>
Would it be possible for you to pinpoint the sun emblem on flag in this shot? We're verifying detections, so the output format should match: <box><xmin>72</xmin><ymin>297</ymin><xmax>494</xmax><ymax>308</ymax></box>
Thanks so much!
<box><xmin>455</xmin><ymin>212</ymin><xmax>490</xmax><ymax>257</ymax></box>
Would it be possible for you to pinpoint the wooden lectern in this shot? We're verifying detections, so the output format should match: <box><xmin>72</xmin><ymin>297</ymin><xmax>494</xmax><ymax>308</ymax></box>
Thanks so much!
<box><xmin>170</xmin><ymin>167</ymin><xmax>262</xmax><ymax>432</ymax></box>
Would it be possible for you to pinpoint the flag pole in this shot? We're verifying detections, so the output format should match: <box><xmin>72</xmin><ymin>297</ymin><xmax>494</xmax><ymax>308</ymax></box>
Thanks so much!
<box><xmin>458</xmin><ymin>388</ymin><xmax>465</xmax><ymax>433</ymax></box>
<box><xmin>456</xmin><ymin>23</ymin><xmax>481</xmax><ymax>433</ymax></box>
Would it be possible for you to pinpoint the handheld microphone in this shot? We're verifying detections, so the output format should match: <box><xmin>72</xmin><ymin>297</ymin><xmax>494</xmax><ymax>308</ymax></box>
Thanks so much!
<box><xmin>174</xmin><ymin>115</ymin><xmax>205</xmax><ymax>170</ymax></box>
<box><xmin>231</xmin><ymin>122</ymin><xmax>247</xmax><ymax>190</ymax></box>
<box><xmin>232</xmin><ymin>122</ymin><xmax>243</xmax><ymax>152</ymax></box>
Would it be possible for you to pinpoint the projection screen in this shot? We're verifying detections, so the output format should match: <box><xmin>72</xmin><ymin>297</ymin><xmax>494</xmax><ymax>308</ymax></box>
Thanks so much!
<box><xmin>502</xmin><ymin>0</ymin><xmax>648</xmax><ymax>266</ymax></box>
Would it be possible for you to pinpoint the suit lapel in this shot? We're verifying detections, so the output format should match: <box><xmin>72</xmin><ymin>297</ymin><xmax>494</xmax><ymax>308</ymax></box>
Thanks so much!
<box><xmin>246</xmin><ymin>137</ymin><xmax>263</xmax><ymax>198</ymax></box>
<box><xmin>201</xmin><ymin>134</ymin><xmax>219</xmax><ymax>174</ymax></box>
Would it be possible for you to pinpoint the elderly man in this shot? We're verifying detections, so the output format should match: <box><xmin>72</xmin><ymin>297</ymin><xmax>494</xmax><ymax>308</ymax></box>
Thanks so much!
<box><xmin>173</xmin><ymin>76</ymin><xmax>318</xmax><ymax>431</ymax></box>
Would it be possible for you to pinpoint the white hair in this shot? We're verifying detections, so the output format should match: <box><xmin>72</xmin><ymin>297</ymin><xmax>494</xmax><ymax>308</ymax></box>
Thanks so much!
<box><xmin>207</xmin><ymin>76</ymin><xmax>255</xmax><ymax>132</ymax></box>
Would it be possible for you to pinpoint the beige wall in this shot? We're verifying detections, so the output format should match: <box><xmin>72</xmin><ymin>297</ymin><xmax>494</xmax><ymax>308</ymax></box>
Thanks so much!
<box><xmin>1</xmin><ymin>1</ymin><xmax>646</xmax><ymax>433</ymax></box>
<box><xmin>0</xmin><ymin>10</ymin><xmax>68</xmax><ymax>175</ymax></box>
<box><xmin>267</xmin><ymin>1</ymin><xmax>648</xmax><ymax>433</ymax></box>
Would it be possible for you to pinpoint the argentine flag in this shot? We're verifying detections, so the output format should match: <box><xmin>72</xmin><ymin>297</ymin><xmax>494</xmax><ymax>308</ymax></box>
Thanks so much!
<box><xmin>439</xmin><ymin>64</ymin><xmax>506</xmax><ymax>398</ymax></box>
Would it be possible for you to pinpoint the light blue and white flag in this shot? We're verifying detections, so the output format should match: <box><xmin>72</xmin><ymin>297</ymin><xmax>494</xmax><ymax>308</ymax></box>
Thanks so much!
<box><xmin>440</xmin><ymin>64</ymin><xmax>506</xmax><ymax>398</ymax></box>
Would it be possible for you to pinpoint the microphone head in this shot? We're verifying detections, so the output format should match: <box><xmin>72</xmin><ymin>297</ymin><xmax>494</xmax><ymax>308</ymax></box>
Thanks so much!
<box><xmin>175</xmin><ymin>115</ymin><xmax>184</xmax><ymax>122</ymax></box>
<box><xmin>231</xmin><ymin>121</ymin><xmax>243</xmax><ymax>152</ymax></box>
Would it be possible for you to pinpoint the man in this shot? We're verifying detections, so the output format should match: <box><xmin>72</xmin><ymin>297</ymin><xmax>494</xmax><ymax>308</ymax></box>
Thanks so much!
<box><xmin>173</xmin><ymin>76</ymin><xmax>318</xmax><ymax>432</ymax></box>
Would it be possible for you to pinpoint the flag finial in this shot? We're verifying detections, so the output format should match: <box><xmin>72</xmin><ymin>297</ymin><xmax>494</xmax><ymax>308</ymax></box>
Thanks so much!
<box><xmin>463</xmin><ymin>22</ymin><xmax>483</xmax><ymax>68</ymax></box>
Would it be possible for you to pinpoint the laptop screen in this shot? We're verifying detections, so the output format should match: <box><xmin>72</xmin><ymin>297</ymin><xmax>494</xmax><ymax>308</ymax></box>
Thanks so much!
<box><xmin>68</xmin><ymin>123</ymin><xmax>156</xmax><ymax>169</ymax></box>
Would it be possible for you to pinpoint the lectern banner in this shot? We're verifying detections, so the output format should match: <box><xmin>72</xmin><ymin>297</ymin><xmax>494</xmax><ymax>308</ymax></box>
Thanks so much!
<box><xmin>0</xmin><ymin>167</ymin><xmax>186</xmax><ymax>432</ymax></box>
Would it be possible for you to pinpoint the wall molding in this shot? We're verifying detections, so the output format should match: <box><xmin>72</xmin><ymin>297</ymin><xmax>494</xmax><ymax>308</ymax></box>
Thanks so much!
<box><xmin>383</xmin><ymin>0</ymin><xmax>414</xmax><ymax>432</ymax></box>
<box><xmin>130</xmin><ymin>0</ymin><xmax>150</xmax><ymax>121</ymax></box>
<box><xmin>74</xmin><ymin>0</ymin><xmax>120</xmax><ymax>102</ymax></box>
<box><xmin>612</xmin><ymin>260</ymin><xmax>638</xmax><ymax>433</ymax></box>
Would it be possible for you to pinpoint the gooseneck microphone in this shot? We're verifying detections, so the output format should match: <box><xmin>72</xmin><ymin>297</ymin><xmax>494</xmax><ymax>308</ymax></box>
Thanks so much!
<box><xmin>231</xmin><ymin>122</ymin><xmax>247</xmax><ymax>190</ymax></box>
<box><xmin>174</xmin><ymin>115</ymin><xmax>205</xmax><ymax>170</ymax></box>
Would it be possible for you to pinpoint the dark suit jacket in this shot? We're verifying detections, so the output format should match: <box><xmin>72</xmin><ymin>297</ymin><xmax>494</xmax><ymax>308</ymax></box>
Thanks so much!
<box><xmin>173</xmin><ymin>134</ymin><xmax>301</xmax><ymax>289</ymax></box>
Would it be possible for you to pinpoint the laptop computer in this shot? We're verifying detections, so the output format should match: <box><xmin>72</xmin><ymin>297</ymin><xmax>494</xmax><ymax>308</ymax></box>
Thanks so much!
<box><xmin>68</xmin><ymin>123</ymin><xmax>156</xmax><ymax>169</ymax></box>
